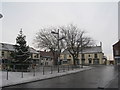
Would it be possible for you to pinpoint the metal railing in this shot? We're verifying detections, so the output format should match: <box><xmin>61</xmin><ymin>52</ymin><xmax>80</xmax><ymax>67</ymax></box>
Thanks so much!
<box><xmin>2</xmin><ymin>64</ymin><xmax>83</xmax><ymax>80</ymax></box>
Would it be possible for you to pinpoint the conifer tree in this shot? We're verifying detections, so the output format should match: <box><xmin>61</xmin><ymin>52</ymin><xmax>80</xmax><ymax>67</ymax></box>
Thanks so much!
<box><xmin>11</xmin><ymin>29</ymin><xmax>30</xmax><ymax>71</ymax></box>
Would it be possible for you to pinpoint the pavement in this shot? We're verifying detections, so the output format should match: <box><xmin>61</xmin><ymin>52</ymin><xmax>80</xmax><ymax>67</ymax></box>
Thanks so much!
<box><xmin>104</xmin><ymin>65</ymin><xmax>120</xmax><ymax>89</ymax></box>
<box><xmin>1</xmin><ymin>65</ymin><xmax>93</xmax><ymax>88</ymax></box>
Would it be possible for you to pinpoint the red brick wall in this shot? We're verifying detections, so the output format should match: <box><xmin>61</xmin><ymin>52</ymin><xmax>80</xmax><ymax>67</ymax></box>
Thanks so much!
<box><xmin>113</xmin><ymin>40</ymin><xmax>120</xmax><ymax>57</ymax></box>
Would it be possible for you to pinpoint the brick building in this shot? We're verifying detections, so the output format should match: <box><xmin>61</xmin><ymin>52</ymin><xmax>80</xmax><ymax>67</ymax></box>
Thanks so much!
<box><xmin>113</xmin><ymin>40</ymin><xmax>120</xmax><ymax>64</ymax></box>
<box><xmin>39</xmin><ymin>51</ymin><xmax>53</xmax><ymax>66</ymax></box>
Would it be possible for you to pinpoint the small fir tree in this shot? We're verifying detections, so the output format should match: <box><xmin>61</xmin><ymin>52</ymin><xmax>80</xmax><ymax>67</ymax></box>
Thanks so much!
<box><xmin>11</xmin><ymin>29</ymin><xmax>30</xmax><ymax>71</ymax></box>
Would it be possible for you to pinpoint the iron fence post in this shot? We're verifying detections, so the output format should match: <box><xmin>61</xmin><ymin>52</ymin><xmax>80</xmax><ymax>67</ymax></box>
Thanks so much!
<box><xmin>21</xmin><ymin>67</ymin><xmax>23</xmax><ymax>78</ymax></box>
<box><xmin>33</xmin><ymin>66</ymin><xmax>35</xmax><ymax>76</ymax></box>
<box><xmin>51</xmin><ymin>66</ymin><xmax>53</xmax><ymax>74</ymax></box>
<box><xmin>43</xmin><ymin>66</ymin><xmax>44</xmax><ymax>75</ymax></box>
<box><xmin>7</xmin><ymin>68</ymin><xmax>8</xmax><ymax>80</ymax></box>
<box><xmin>68</xmin><ymin>65</ymin><xmax>69</xmax><ymax>71</ymax></box>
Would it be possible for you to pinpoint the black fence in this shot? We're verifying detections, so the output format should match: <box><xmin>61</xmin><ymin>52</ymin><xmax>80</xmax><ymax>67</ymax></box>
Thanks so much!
<box><xmin>2</xmin><ymin>64</ymin><xmax>84</xmax><ymax>80</ymax></box>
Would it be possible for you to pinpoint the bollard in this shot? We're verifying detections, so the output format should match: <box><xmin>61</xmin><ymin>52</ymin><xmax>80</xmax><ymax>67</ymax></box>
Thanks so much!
<box><xmin>72</xmin><ymin>65</ymin><xmax>73</xmax><ymax>70</ymax></box>
<box><xmin>43</xmin><ymin>66</ymin><xmax>44</xmax><ymax>75</ymax></box>
<box><xmin>81</xmin><ymin>64</ymin><xmax>83</xmax><ymax>68</ymax></box>
<box><xmin>58</xmin><ymin>65</ymin><xmax>59</xmax><ymax>73</ymax></box>
<box><xmin>63</xmin><ymin>65</ymin><xmax>65</xmax><ymax>72</ymax></box>
<box><xmin>51</xmin><ymin>66</ymin><xmax>53</xmax><ymax>74</ymax></box>
<box><xmin>33</xmin><ymin>66</ymin><xmax>35</xmax><ymax>76</ymax></box>
<box><xmin>21</xmin><ymin>68</ymin><xmax>23</xmax><ymax>78</ymax></box>
<box><xmin>7</xmin><ymin>69</ymin><xmax>8</xmax><ymax>80</ymax></box>
<box><xmin>68</xmin><ymin>65</ymin><xmax>69</xmax><ymax>71</ymax></box>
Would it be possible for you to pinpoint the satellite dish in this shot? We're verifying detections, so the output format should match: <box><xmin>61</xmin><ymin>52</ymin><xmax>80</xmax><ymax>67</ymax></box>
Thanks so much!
<box><xmin>0</xmin><ymin>14</ymin><xmax>3</xmax><ymax>18</ymax></box>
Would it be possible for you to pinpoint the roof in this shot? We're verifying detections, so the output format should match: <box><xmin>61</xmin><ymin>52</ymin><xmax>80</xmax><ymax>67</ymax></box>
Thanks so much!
<box><xmin>62</xmin><ymin>46</ymin><xmax>102</xmax><ymax>54</ymax></box>
<box><xmin>0</xmin><ymin>43</ymin><xmax>15</xmax><ymax>51</ymax></box>
<box><xmin>0</xmin><ymin>43</ymin><xmax>38</xmax><ymax>54</ymax></box>
<box><xmin>82</xmin><ymin>46</ymin><xmax>102</xmax><ymax>53</ymax></box>
<box><xmin>113</xmin><ymin>40</ymin><xmax>120</xmax><ymax>47</ymax></box>
<box><xmin>39</xmin><ymin>51</ymin><xmax>53</xmax><ymax>58</ymax></box>
<box><xmin>29</xmin><ymin>47</ymin><xmax>39</xmax><ymax>54</ymax></box>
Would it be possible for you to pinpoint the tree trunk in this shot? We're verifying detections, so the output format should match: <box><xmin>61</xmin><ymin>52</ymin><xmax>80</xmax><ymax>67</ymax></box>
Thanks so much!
<box><xmin>72</xmin><ymin>55</ymin><xmax>79</xmax><ymax>66</ymax></box>
<box><xmin>72</xmin><ymin>56</ymin><xmax>76</xmax><ymax>66</ymax></box>
<box><xmin>52</xmin><ymin>51</ymin><xmax>58</xmax><ymax>65</ymax></box>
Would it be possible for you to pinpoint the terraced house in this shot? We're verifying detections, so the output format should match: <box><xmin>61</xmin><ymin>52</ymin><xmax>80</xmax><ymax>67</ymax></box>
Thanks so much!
<box><xmin>113</xmin><ymin>40</ymin><xmax>120</xmax><ymax>64</ymax></box>
<box><xmin>0</xmin><ymin>43</ymin><xmax>40</xmax><ymax>70</ymax></box>
<box><xmin>39</xmin><ymin>51</ymin><xmax>53</xmax><ymax>66</ymax></box>
<box><xmin>60</xmin><ymin>45</ymin><xmax>106</xmax><ymax>65</ymax></box>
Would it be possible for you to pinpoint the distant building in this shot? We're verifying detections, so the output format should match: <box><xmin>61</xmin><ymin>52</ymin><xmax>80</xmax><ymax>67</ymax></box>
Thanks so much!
<box><xmin>113</xmin><ymin>40</ymin><xmax>120</xmax><ymax>64</ymax></box>
<box><xmin>29</xmin><ymin>47</ymin><xmax>40</xmax><ymax>66</ymax></box>
<box><xmin>39</xmin><ymin>51</ymin><xmax>53</xmax><ymax>66</ymax></box>
<box><xmin>0</xmin><ymin>43</ymin><xmax>40</xmax><ymax>70</ymax></box>
<box><xmin>106</xmin><ymin>60</ymin><xmax>115</xmax><ymax>65</ymax></box>
<box><xmin>60</xmin><ymin>45</ymin><xmax>105</xmax><ymax>65</ymax></box>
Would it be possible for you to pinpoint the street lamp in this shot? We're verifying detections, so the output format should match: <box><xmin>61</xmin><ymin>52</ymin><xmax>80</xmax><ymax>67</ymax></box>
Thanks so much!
<box><xmin>51</xmin><ymin>29</ymin><xmax>65</xmax><ymax>73</ymax></box>
<box><xmin>51</xmin><ymin>29</ymin><xmax>60</xmax><ymax>73</ymax></box>
<box><xmin>77</xmin><ymin>39</ymin><xmax>83</xmax><ymax>68</ymax></box>
<box><xmin>0</xmin><ymin>14</ymin><xmax>3</xmax><ymax>19</ymax></box>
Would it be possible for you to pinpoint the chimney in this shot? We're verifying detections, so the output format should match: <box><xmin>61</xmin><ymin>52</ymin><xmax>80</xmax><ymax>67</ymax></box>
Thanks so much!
<box><xmin>44</xmin><ymin>50</ymin><xmax>46</xmax><ymax>52</ymax></box>
<box><xmin>100</xmin><ymin>42</ymin><xmax>102</xmax><ymax>47</ymax></box>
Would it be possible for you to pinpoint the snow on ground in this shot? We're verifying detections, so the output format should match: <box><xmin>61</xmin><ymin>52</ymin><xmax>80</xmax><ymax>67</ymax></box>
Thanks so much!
<box><xmin>1</xmin><ymin>66</ymin><xmax>93</xmax><ymax>88</ymax></box>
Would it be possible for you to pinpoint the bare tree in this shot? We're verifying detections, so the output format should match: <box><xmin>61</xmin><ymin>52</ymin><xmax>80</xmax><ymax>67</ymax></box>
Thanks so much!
<box><xmin>60</xmin><ymin>24</ymin><xmax>94</xmax><ymax>66</ymax></box>
<box><xmin>34</xmin><ymin>27</ymin><xmax>65</xmax><ymax>65</ymax></box>
<box><xmin>34</xmin><ymin>24</ymin><xmax>94</xmax><ymax>66</ymax></box>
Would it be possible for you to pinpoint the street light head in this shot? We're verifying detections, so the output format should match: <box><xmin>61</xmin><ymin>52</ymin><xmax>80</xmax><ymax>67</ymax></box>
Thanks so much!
<box><xmin>51</xmin><ymin>31</ymin><xmax>58</xmax><ymax>34</ymax></box>
<box><xmin>58</xmin><ymin>36</ymin><xmax>66</xmax><ymax>40</ymax></box>
<box><xmin>51</xmin><ymin>31</ymin><xmax>55</xmax><ymax>34</ymax></box>
<box><xmin>0</xmin><ymin>14</ymin><xmax>3</xmax><ymax>19</ymax></box>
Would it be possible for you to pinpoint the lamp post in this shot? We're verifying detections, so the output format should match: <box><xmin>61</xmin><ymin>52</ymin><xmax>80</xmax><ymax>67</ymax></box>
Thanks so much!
<box><xmin>77</xmin><ymin>39</ymin><xmax>83</xmax><ymax>68</ymax></box>
<box><xmin>51</xmin><ymin>29</ymin><xmax>60</xmax><ymax>73</ymax></box>
<box><xmin>0</xmin><ymin>14</ymin><xmax>3</xmax><ymax>18</ymax></box>
<box><xmin>81</xmin><ymin>39</ymin><xmax>84</xmax><ymax>68</ymax></box>
<box><xmin>51</xmin><ymin>29</ymin><xmax>65</xmax><ymax>73</ymax></box>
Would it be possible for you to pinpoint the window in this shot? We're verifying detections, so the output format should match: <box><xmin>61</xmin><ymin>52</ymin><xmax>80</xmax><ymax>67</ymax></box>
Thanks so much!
<box><xmin>63</xmin><ymin>61</ymin><xmax>68</xmax><ymax>64</ymax></box>
<box><xmin>36</xmin><ymin>54</ymin><xmax>39</xmax><ymax>58</ymax></box>
<box><xmin>34</xmin><ymin>55</ymin><xmax>36</xmax><ymax>58</ymax></box>
<box><xmin>69</xmin><ymin>55</ymin><xmax>71</xmax><ymax>57</ymax></box>
<box><xmin>88</xmin><ymin>55</ymin><xmax>90</xmax><ymax>57</ymax></box>
<box><xmin>31</xmin><ymin>54</ymin><xmax>33</xmax><ymax>58</ymax></box>
<box><xmin>89</xmin><ymin>60</ymin><xmax>92</xmax><ymax>64</ymax></box>
<box><xmin>0</xmin><ymin>59</ymin><xmax>2</xmax><ymax>64</ymax></box>
<box><xmin>94</xmin><ymin>54</ymin><xmax>98</xmax><ymax>58</ymax></box>
<box><xmin>45</xmin><ymin>62</ymin><xmax>48</xmax><ymax>65</ymax></box>
<box><xmin>82</xmin><ymin>54</ymin><xmax>84</xmax><ymax>58</ymax></box>
<box><xmin>34</xmin><ymin>54</ymin><xmax>39</xmax><ymax>58</ymax></box>
<box><xmin>2</xmin><ymin>51</ymin><xmax>4</xmax><ymax>57</ymax></box>
<box><xmin>93</xmin><ymin>59</ymin><xmax>99</xmax><ymax>64</ymax></box>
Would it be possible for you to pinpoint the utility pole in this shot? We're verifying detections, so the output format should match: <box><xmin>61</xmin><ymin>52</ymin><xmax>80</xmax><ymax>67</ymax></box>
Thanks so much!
<box><xmin>51</xmin><ymin>29</ymin><xmax>65</xmax><ymax>73</ymax></box>
<box><xmin>81</xmin><ymin>38</ymin><xmax>83</xmax><ymax>68</ymax></box>
<box><xmin>57</xmin><ymin>29</ymin><xmax>60</xmax><ymax>73</ymax></box>
<box><xmin>51</xmin><ymin>29</ymin><xmax>60</xmax><ymax>73</ymax></box>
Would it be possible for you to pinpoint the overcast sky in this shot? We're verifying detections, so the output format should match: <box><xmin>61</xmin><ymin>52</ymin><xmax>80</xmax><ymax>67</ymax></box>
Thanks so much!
<box><xmin>1</xmin><ymin>2</ymin><xmax>118</xmax><ymax>59</ymax></box>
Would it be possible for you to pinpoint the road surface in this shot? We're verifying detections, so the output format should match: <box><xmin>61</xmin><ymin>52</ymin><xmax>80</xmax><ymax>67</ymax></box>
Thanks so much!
<box><xmin>2</xmin><ymin>65</ymin><xmax>119</xmax><ymax>89</ymax></box>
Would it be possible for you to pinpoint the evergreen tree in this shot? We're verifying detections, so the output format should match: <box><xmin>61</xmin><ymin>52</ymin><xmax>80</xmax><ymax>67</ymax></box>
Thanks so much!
<box><xmin>11</xmin><ymin>29</ymin><xmax>30</xmax><ymax>71</ymax></box>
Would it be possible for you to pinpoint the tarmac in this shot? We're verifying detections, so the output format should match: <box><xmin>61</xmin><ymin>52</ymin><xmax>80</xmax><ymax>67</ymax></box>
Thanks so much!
<box><xmin>1</xmin><ymin>66</ymin><xmax>93</xmax><ymax>88</ymax></box>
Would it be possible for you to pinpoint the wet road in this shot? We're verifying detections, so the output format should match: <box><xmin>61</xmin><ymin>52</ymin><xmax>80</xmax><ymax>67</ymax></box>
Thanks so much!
<box><xmin>2</xmin><ymin>65</ymin><xmax>119</xmax><ymax>88</ymax></box>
